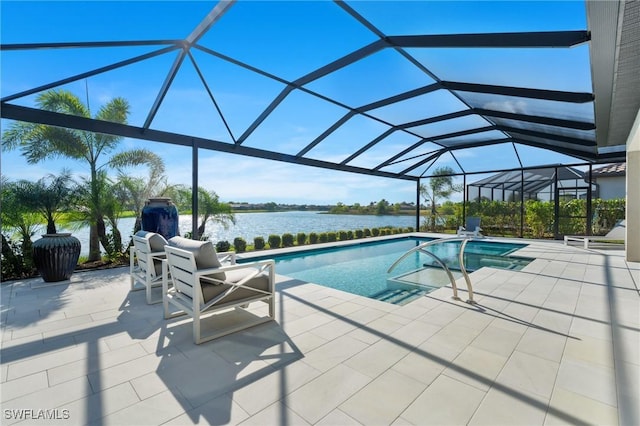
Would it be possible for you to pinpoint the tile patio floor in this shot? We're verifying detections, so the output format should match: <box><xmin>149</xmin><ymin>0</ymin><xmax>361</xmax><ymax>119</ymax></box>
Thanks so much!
<box><xmin>1</xmin><ymin>236</ymin><xmax>639</xmax><ymax>425</ymax></box>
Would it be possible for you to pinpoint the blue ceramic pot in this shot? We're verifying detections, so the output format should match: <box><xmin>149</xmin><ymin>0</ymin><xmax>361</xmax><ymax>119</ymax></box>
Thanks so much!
<box><xmin>32</xmin><ymin>233</ymin><xmax>81</xmax><ymax>282</ymax></box>
<box><xmin>141</xmin><ymin>197</ymin><xmax>179</xmax><ymax>239</ymax></box>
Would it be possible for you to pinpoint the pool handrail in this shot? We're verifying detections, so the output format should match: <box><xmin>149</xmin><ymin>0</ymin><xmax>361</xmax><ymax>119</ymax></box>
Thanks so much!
<box><xmin>387</xmin><ymin>236</ymin><xmax>476</xmax><ymax>303</ymax></box>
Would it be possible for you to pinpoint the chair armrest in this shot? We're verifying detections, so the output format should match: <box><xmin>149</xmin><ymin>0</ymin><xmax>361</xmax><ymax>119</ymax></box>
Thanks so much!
<box><xmin>216</xmin><ymin>251</ymin><xmax>236</xmax><ymax>264</ymax></box>
<box><xmin>194</xmin><ymin>259</ymin><xmax>275</xmax><ymax>278</ymax></box>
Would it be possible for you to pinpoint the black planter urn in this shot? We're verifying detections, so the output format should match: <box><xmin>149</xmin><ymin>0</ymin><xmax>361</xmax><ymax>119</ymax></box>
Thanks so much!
<box><xmin>141</xmin><ymin>197</ymin><xmax>179</xmax><ymax>239</ymax></box>
<box><xmin>32</xmin><ymin>233</ymin><xmax>81</xmax><ymax>282</ymax></box>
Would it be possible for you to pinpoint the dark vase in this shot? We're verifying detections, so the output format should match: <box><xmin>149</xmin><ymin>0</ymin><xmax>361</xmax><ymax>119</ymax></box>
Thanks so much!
<box><xmin>141</xmin><ymin>197</ymin><xmax>179</xmax><ymax>239</ymax></box>
<box><xmin>32</xmin><ymin>233</ymin><xmax>81</xmax><ymax>282</ymax></box>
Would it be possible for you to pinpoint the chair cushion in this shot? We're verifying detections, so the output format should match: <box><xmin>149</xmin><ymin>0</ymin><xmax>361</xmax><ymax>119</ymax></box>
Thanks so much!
<box><xmin>168</xmin><ymin>236</ymin><xmax>222</xmax><ymax>269</ymax></box>
<box><xmin>135</xmin><ymin>230</ymin><xmax>168</xmax><ymax>252</ymax></box>
<box><xmin>200</xmin><ymin>268</ymin><xmax>270</xmax><ymax>304</ymax></box>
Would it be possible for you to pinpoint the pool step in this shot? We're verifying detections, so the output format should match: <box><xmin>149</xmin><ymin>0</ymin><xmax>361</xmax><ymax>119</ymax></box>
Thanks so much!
<box><xmin>371</xmin><ymin>288</ymin><xmax>426</xmax><ymax>305</ymax></box>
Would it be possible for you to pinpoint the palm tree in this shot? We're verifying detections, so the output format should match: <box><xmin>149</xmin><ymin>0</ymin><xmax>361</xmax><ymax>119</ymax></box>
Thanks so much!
<box><xmin>13</xmin><ymin>170</ymin><xmax>74</xmax><ymax>234</ymax></box>
<box><xmin>1</xmin><ymin>177</ymin><xmax>41</xmax><ymax>274</ymax></box>
<box><xmin>2</xmin><ymin>89</ymin><xmax>161</xmax><ymax>261</ymax></box>
<box><xmin>420</xmin><ymin>166</ymin><xmax>461</xmax><ymax>231</ymax></box>
<box><xmin>196</xmin><ymin>188</ymin><xmax>235</xmax><ymax>240</ymax></box>
<box><xmin>113</xmin><ymin>150</ymin><xmax>170</xmax><ymax>234</ymax></box>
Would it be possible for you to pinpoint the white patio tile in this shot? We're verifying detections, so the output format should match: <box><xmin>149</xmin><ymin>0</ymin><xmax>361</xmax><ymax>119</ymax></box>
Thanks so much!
<box><xmin>21</xmin><ymin>382</ymin><xmax>142</xmax><ymax>426</ymax></box>
<box><xmin>87</xmin><ymin>348</ymin><xmax>186</xmax><ymax>393</ymax></box>
<box><xmin>340</xmin><ymin>369</ymin><xmax>425</xmax><ymax>426</ymax></box>
<box><xmin>310</xmin><ymin>318</ymin><xmax>358</xmax><ymax>341</ymax></box>
<box><xmin>47</xmin><ymin>342</ymin><xmax>148</xmax><ymax>386</ymax></box>
<box><xmin>316</xmin><ymin>409</ymin><xmax>359</xmax><ymax>426</ymax></box>
<box><xmin>555</xmin><ymin>358</ymin><xmax>617</xmax><ymax>407</ymax></box>
<box><xmin>164</xmin><ymin>394</ymin><xmax>251</xmax><ymax>426</ymax></box>
<box><xmin>1</xmin><ymin>377</ymin><xmax>92</xmax><ymax>426</ymax></box>
<box><xmin>6</xmin><ymin>344</ymin><xmax>89</xmax><ymax>380</ymax></box>
<box><xmin>1</xmin><ymin>371</ymin><xmax>49</xmax><ymax>402</ymax></box>
<box><xmin>240</xmin><ymin>401</ymin><xmax>311</xmax><ymax>426</ymax></box>
<box><xmin>470</xmin><ymin>324</ymin><xmax>525</xmax><ymax>357</ymax></box>
<box><xmin>301</xmin><ymin>334</ymin><xmax>369</xmax><ymax>373</ymax></box>
<box><xmin>347</xmin><ymin>313</ymin><xmax>411</xmax><ymax>345</ymax></box>
<box><xmin>469</xmin><ymin>384</ymin><xmax>549</xmax><ymax>426</ymax></box>
<box><xmin>563</xmin><ymin>332</ymin><xmax>614</xmax><ymax>368</ymax></box>
<box><xmin>443</xmin><ymin>345</ymin><xmax>509</xmax><ymax>391</ymax></box>
<box><xmin>516</xmin><ymin>327</ymin><xmax>568</xmax><ymax>363</ymax></box>
<box><xmin>544</xmin><ymin>387</ymin><xmax>618</xmax><ymax>426</ymax></box>
<box><xmin>285</xmin><ymin>364</ymin><xmax>371</xmax><ymax>424</ymax></box>
<box><xmin>401</xmin><ymin>375</ymin><xmax>486</xmax><ymax>425</ymax></box>
<box><xmin>496</xmin><ymin>351</ymin><xmax>560</xmax><ymax>399</ymax></box>
<box><xmin>344</xmin><ymin>338</ymin><xmax>411</xmax><ymax>378</ymax></box>
<box><xmin>100</xmin><ymin>389</ymin><xmax>190</xmax><ymax>426</ymax></box>
<box><xmin>231</xmin><ymin>360</ymin><xmax>321</xmax><ymax>415</ymax></box>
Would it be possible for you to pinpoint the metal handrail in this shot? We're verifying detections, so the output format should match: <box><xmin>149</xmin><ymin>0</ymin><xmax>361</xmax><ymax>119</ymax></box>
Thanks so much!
<box><xmin>387</xmin><ymin>236</ymin><xmax>476</xmax><ymax>303</ymax></box>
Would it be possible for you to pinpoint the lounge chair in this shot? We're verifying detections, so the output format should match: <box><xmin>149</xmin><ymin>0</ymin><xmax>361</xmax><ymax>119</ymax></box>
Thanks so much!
<box><xmin>130</xmin><ymin>231</ymin><xmax>169</xmax><ymax>304</ymax></box>
<box><xmin>458</xmin><ymin>216</ymin><xmax>483</xmax><ymax>237</ymax></box>
<box><xmin>564</xmin><ymin>220</ymin><xmax>626</xmax><ymax>249</ymax></box>
<box><xmin>162</xmin><ymin>237</ymin><xmax>274</xmax><ymax>344</ymax></box>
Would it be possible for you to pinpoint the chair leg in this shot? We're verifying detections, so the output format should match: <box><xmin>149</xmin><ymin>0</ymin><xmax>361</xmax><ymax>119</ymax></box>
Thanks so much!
<box><xmin>193</xmin><ymin>309</ymin><xmax>201</xmax><ymax>344</ymax></box>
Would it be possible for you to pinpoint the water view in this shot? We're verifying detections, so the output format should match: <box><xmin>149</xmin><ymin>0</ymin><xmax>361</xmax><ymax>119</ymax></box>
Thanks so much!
<box><xmin>57</xmin><ymin>211</ymin><xmax>419</xmax><ymax>257</ymax></box>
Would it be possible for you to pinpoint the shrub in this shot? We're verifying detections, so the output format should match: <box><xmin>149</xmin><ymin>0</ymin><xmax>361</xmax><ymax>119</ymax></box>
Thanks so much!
<box><xmin>254</xmin><ymin>236</ymin><xmax>265</xmax><ymax>250</ymax></box>
<box><xmin>380</xmin><ymin>229</ymin><xmax>387</xmax><ymax>236</ymax></box>
<box><xmin>355</xmin><ymin>229</ymin><xmax>364</xmax><ymax>239</ymax></box>
<box><xmin>338</xmin><ymin>230</ymin><xmax>348</xmax><ymax>241</ymax></box>
<box><xmin>347</xmin><ymin>230</ymin><xmax>354</xmax><ymax>240</ymax></box>
<box><xmin>363</xmin><ymin>228</ymin><xmax>371</xmax><ymax>237</ymax></box>
<box><xmin>216</xmin><ymin>240</ymin><xmax>231</xmax><ymax>252</ymax></box>
<box><xmin>296</xmin><ymin>232</ymin><xmax>307</xmax><ymax>245</ymax></box>
<box><xmin>318</xmin><ymin>232</ymin><xmax>328</xmax><ymax>243</ymax></box>
<box><xmin>309</xmin><ymin>232</ymin><xmax>318</xmax><ymax>244</ymax></box>
<box><xmin>282</xmin><ymin>233</ymin><xmax>294</xmax><ymax>247</ymax></box>
<box><xmin>327</xmin><ymin>232</ymin><xmax>337</xmax><ymax>242</ymax></box>
<box><xmin>233</xmin><ymin>237</ymin><xmax>247</xmax><ymax>253</ymax></box>
<box><xmin>407</xmin><ymin>227</ymin><xmax>414</xmax><ymax>232</ymax></box>
<box><xmin>372</xmin><ymin>228</ymin><xmax>380</xmax><ymax>236</ymax></box>
<box><xmin>268</xmin><ymin>234</ymin><xmax>281</xmax><ymax>249</ymax></box>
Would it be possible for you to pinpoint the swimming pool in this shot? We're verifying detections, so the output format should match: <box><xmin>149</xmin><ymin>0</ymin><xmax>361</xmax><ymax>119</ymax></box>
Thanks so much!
<box><xmin>242</xmin><ymin>237</ymin><xmax>532</xmax><ymax>305</ymax></box>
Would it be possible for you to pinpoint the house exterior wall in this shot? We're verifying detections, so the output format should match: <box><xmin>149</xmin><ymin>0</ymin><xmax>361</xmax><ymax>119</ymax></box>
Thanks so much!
<box><xmin>595</xmin><ymin>176</ymin><xmax>626</xmax><ymax>199</ymax></box>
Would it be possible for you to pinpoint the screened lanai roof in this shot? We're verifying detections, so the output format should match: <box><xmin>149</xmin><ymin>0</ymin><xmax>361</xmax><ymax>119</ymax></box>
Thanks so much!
<box><xmin>1</xmin><ymin>1</ymin><xmax>638</xmax><ymax>181</ymax></box>
<box><xmin>468</xmin><ymin>166</ymin><xmax>586</xmax><ymax>196</ymax></box>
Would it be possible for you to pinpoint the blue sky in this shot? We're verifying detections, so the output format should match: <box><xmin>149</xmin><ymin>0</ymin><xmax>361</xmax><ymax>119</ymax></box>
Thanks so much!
<box><xmin>1</xmin><ymin>1</ymin><xmax>591</xmax><ymax>205</ymax></box>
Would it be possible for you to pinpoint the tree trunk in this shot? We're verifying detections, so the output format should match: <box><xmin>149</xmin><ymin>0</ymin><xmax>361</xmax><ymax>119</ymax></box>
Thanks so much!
<box><xmin>88</xmin><ymin>223</ymin><xmax>101</xmax><ymax>261</ymax></box>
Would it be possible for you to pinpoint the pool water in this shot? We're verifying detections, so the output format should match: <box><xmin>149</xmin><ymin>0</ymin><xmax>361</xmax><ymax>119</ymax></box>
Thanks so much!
<box><xmin>245</xmin><ymin>237</ymin><xmax>532</xmax><ymax>305</ymax></box>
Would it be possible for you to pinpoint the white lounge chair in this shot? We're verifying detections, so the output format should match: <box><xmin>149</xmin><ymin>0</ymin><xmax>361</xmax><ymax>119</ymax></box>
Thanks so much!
<box><xmin>130</xmin><ymin>231</ymin><xmax>169</xmax><ymax>304</ymax></box>
<box><xmin>564</xmin><ymin>220</ymin><xmax>626</xmax><ymax>249</ymax></box>
<box><xmin>458</xmin><ymin>216</ymin><xmax>483</xmax><ymax>237</ymax></box>
<box><xmin>162</xmin><ymin>237</ymin><xmax>274</xmax><ymax>344</ymax></box>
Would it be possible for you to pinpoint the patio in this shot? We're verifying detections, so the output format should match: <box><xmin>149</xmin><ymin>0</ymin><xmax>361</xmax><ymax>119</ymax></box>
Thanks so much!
<box><xmin>1</xmin><ymin>236</ymin><xmax>638</xmax><ymax>425</ymax></box>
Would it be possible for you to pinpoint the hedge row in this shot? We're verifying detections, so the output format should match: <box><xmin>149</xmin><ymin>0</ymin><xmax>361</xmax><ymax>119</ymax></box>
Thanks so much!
<box><xmin>216</xmin><ymin>226</ymin><xmax>415</xmax><ymax>253</ymax></box>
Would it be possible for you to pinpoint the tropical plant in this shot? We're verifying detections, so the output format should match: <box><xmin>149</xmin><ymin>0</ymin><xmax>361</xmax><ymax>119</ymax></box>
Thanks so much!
<box><xmin>268</xmin><ymin>234</ymin><xmax>281</xmax><ymax>249</ymax></box>
<box><xmin>196</xmin><ymin>188</ymin><xmax>235</xmax><ymax>240</ymax></box>
<box><xmin>12</xmin><ymin>170</ymin><xmax>74</xmax><ymax>234</ymax></box>
<box><xmin>420</xmin><ymin>166</ymin><xmax>462</xmax><ymax>231</ymax></box>
<box><xmin>233</xmin><ymin>237</ymin><xmax>247</xmax><ymax>253</ymax></box>
<box><xmin>113</xmin><ymin>150</ymin><xmax>170</xmax><ymax>234</ymax></box>
<box><xmin>254</xmin><ymin>236</ymin><xmax>265</xmax><ymax>250</ymax></box>
<box><xmin>2</xmin><ymin>89</ymin><xmax>159</xmax><ymax>262</ymax></box>
<box><xmin>1</xmin><ymin>177</ymin><xmax>40</xmax><ymax>276</ymax></box>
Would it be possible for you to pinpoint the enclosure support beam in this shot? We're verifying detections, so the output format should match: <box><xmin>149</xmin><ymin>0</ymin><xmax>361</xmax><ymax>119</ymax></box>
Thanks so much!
<box><xmin>192</xmin><ymin>142</ymin><xmax>199</xmax><ymax>240</ymax></box>
<box><xmin>626</xmin><ymin>109</ymin><xmax>640</xmax><ymax>262</ymax></box>
<box><xmin>553</xmin><ymin>167</ymin><xmax>560</xmax><ymax>239</ymax></box>
<box><xmin>587</xmin><ymin>164</ymin><xmax>593</xmax><ymax>236</ymax></box>
<box><xmin>416</xmin><ymin>180</ymin><xmax>422</xmax><ymax>231</ymax></box>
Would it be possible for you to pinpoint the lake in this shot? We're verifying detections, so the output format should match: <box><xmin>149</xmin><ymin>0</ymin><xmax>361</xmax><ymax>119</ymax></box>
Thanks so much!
<box><xmin>58</xmin><ymin>211</ymin><xmax>420</xmax><ymax>257</ymax></box>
